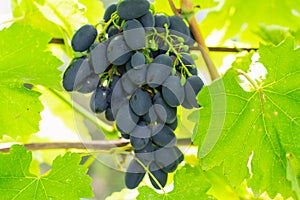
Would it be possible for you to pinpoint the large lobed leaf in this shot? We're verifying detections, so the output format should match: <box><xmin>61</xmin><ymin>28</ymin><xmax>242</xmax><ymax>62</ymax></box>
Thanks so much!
<box><xmin>201</xmin><ymin>0</ymin><xmax>300</xmax><ymax>45</ymax></box>
<box><xmin>0</xmin><ymin>145</ymin><xmax>93</xmax><ymax>199</ymax></box>
<box><xmin>0</xmin><ymin>23</ymin><xmax>62</xmax><ymax>138</ymax></box>
<box><xmin>194</xmin><ymin>38</ymin><xmax>300</xmax><ymax>198</ymax></box>
<box><xmin>137</xmin><ymin>165</ymin><xmax>212</xmax><ymax>199</ymax></box>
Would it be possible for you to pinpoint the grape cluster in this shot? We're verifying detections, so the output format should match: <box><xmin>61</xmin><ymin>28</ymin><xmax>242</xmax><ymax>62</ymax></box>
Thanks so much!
<box><xmin>63</xmin><ymin>0</ymin><xmax>204</xmax><ymax>190</ymax></box>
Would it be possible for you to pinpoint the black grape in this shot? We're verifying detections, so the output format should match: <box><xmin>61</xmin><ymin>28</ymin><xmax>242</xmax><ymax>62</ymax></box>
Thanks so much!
<box><xmin>125</xmin><ymin>60</ymin><xmax>132</xmax><ymax>71</ymax></box>
<box><xmin>90</xmin><ymin>86</ymin><xmax>110</xmax><ymax>113</ymax></box>
<box><xmin>109</xmin><ymin>75</ymin><xmax>121</xmax><ymax>90</ymax></box>
<box><xmin>152</xmin><ymin>124</ymin><xmax>176</xmax><ymax>147</ymax></box>
<box><xmin>123</xmin><ymin>19</ymin><xmax>146</xmax><ymax>50</ymax></box>
<box><xmin>149</xmin><ymin>162</ymin><xmax>168</xmax><ymax>189</ymax></box>
<box><xmin>130</xmin><ymin>121</ymin><xmax>152</xmax><ymax>138</ymax></box>
<box><xmin>105</xmin><ymin>107</ymin><xmax>115</xmax><ymax>121</ymax></box>
<box><xmin>182</xmin><ymin>54</ymin><xmax>195</xmax><ymax>67</ymax></box>
<box><xmin>169</xmin><ymin>16</ymin><xmax>190</xmax><ymax>40</ymax></box>
<box><xmin>71</xmin><ymin>24</ymin><xmax>97</xmax><ymax>52</ymax></box>
<box><xmin>187</xmin><ymin>75</ymin><xmax>204</xmax><ymax>94</ymax></box>
<box><xmin>90</xmin><ymin>43</ymin><xmax>110</xmax><ymax>74</ymax></box>
<box><xmin>153</xmin><ymin>92</ymin><xmax>177</xmax><ymax>124</ymax></box>
<box><xmin>138</xmin><ymin>11</ymin><xmax>154</xmax><ymax>29</ymax></box>
<box><xmin>188</xmin><ymin>66</ymin><xmax>198</xmax><ymax>76</ymax></box>
<box><xmin>63</xmin><ymin>58</ymin><xmax>93</xmax><ymax>92</ymax></box>
<box><xmin>77</xmin><ymin>73</ymin><xmax>100</xmax><ymax>93</ymax></box>
<box><xmin>155</xmin><ymin>147</ymin><xmax>179</xmax><ymax>173</ymax></box>
<box><xmin>131</xmin><ymin>52</ymin><xmax>146</xmax><ymax>69</ymax></box>
<box><xmin>129</xmin><ymin>89</ymin><xmax>152</xmax><ymax>116</ymax></box>
<box><xmin>146</xmin><ymin>55</ymin><xmax>173</xmax><ymax>88</ymax></box>
<box><xmin>141</xmin><ymin>107</ymin><xmax>157</xmax><ymax>124</ymax></box>
<box><xmin>117</xmin><ymin>0</ymin><xmax>150</xmax><ymax>20</ymax></box>
<box><xmin>125</xmin><ymin>159</ymin><xmax>146</xmax><ymax>189</ymax></box>
<box><xmin>181</xmin><ymin>54</ymin><xmax>198</xmax><ymax>75</ymax></box>
<box><xmin>134</xmin><ymin>141</ymin><xmax>154</xmax><ymax>166</ymax></box>
<box><xmin>63</xmin><ymin>58</ymin><xmax>84</xmax><ymax>92</ymax></box>
<box><xmin>174</xmin><ymin>146</ymin><xmax>184</xmax><ymax>163</ymax></box>
<box><xmin>130</xmin><ymin>136</ymin><xmax>149</xmax><ymax>150</ymax></box>
<box><xmin>108</xmin><ymin>25</ymin><xmax>119</xmax><ymax>38</ymax></box>
<box><xmin>121</xmin><ymin>132</ymin><xmax>130</xmax><ymax>139</ymax></box>
<box><xmin>103</xmin><ymin>4</ymin><xmax>117</xmax><ymax>22</ymax></box>
<box><xmin>183</xmin><ymin>76</ymin><xmax>203</xmax><ymax>108</ymax></box>
<box><xmin>166</xmin><ymin>117</ymin><xmax>178</xmax><ymax>131</ymax></box>
<box><xmin>121</xmin><ymin>73</ymin><xmax>138</xmax><ymax>94</ymax></box>
<box><xmin>154</xmin><ymin>14</ymin><xmax>170</xmax><ymax>29</ymax></box>
<box><xmin>162</xmin><ymin>75</ymin><xmax>185</xmax><ymax>107</ymax></box>
<box><xmin>110</xmin><ymin>80</ymin><xmax>128</xmax><ymax>115</ymax></box>
<box><xmin>116</xmin><ymin>103</ymin><xmax>139</xmax><ymax>134</ymax></box>
<box><xmin>127</xmin><ymin>64</ymin><xmax>147</xmax><ymax>85</ymax></box>
<box><xmin>107</xmin><ymin>35</ymin><xmax>131</xmax><ymax>65</ymax></box>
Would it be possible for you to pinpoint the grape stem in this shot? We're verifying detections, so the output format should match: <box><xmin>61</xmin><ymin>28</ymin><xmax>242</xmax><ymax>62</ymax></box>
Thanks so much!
<box><xmin>149</xmin><ymin>28</ymin><xmax>192</xmax><ymax>77</ymax></box>
<box><xmin>134</xmin><ymin>155</ymin><xmax>167</xmax><ymax>193</ymax></box>
<box><xmin>35</xmin><ymin>86</ymin><xmax>116</xmax><ymax>135</ymax></box>
<box><xmin>168</xmin><ymin>0</ymin><xmax>220</xmax><ymax>81</ymax></box>
<box><xmin>0</xmin><ymin>138</ymin><xmax>192</xmax><ymax>152</ymax></box>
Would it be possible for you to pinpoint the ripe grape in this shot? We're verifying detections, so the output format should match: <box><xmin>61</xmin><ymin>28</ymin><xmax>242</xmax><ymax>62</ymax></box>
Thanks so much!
<box><xmin>152</xmin><ymin>124</ymin><xmax>176</xmax><ymax>147</ymax></box>
<box><xmin>90</xmin><ymin>86</ymin><xmax>110</xmax><ymax>113</ymax></box>
<box><xmin>125</xmin><ymin>159</ymin><xmax>146</xmax><ymax>189</ymax></box>
<box><xmin>103</xmin><ymin>4</ymin><xmax>117</xmax><ymax>22</ymax></box>
<box><xmin>146</xmin><ymin>55</ymin><xmax>173</xmax><ymax>88</ymax></box>
<box><xmin>131</xmin><ymin>52</ymin><xmax>146</xmax><ymax>69</ymax></box>
<box><xmin>129</xmin><ymin>89</ymin><xmax>152</xmax><ymax>116</ymax></box>
<box><xmin>149</xmin><ymin>162</ymin><xmax>168</xmax><ymax>189</ymax></box>
<box><xmin>138</xmin><ymin>11</ymin><xmax>154</xmax><ymax>29</ymax></box>
<box><xmin>123</xmin><ymin>19</ymin><xmax>146</xmax><ymax>50</ymax></box>
<box><xmin>71</xmin><ymin>24</ymin><xmax>97</xmax><ymax>52</ymax></box>
<box><xmin>90</xmin><ymin>43</ymin><xmax>110</xmax><ymax>74</ymax></box>
<box><xmin>153</xmin><ymin>92</ymin><xmax>177</xmax><ymax>124</ymax></box>
<box><xmin>117</xmin><ymin>0</ymin><xmax>150</xmax><ymax>20</ymax></box>
<box><xmin>63</xmin><ymin>58</ymin><xmax>84</xmax><ymax>92</ymax></box>
<box><xmin>107</xmin><ymin>35</ymin><xmax>132</xmax><ymax>65</ymax></box>
<box><xmin>162</xmin><ymin>75</ymin><xmax>185</xmax><ymax>107</ymax></box>
<box><xmin>127</xmin><ymin>64</ymin><xmax>147</xmax><ymax>85</ymax></box>
<box><xmin>116</xmin><ymin>103</ymin><xmax>139</xmax><ymax>134</ymax></box>
<box><xmin>154</xmin><ymin>14</ymin><xmax>170</xmax><ymax>29</ymax></box>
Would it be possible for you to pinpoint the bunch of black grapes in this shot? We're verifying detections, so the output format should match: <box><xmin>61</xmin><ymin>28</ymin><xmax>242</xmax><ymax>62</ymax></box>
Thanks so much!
<box><xmin>63</xmin><ymin>0</ymin><xmax>204</xmax><ymax>190</ymax></box>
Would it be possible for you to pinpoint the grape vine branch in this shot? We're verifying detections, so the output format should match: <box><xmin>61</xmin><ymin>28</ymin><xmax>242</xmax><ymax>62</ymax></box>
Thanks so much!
<box><xmin>0</xmin><ymin>138</ymin><xmax>192</xmax><ymax>152</ymax></box>
<box><xmin>49</xmin><ymin>38</ymin><xmax>258</xmax><ymax>52</ymax></box>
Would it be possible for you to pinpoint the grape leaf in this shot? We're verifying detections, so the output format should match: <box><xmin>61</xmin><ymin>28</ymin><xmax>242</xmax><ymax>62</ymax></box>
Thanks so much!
<box><xmin>0</xmin><ymin>145</ymin><xmax>93</xmax><ymax>199</ymax></box>
<box><xmin>200</xmin><ymin>0</ymin><xmax>300</xmax><ymax>45</ymax></box>
<box><xmin>0</xmin><ymin>23</ymin><xmax>62</xmax><ymax>138</ymax></box>
<box><xmin>78</xmin><ymin>0</ymin><xmax>105</xmax><ymax>25</ymax></box>
<box><xmin>35</xmin><ymin>0</ymin><xmax>88</xmax><ymax>37</ymax></box>
<box><xmin>153</xmin><ymin>0</ymin><xmax>217</xmax><ymax>16</ymax></box>
<box><xmin>137</xmin><ymin>165</ymin><xmax>212</xmax><ymax>199</ymax></box>
<box><xmin>11</xmin><ymin>0</ymin><xmax>62</xmax><ymax>37</ymax></box>
<box><xmin>193</xmin><ymin>38</ymin><xmax>300</xmax><ymax>198</ymax></box>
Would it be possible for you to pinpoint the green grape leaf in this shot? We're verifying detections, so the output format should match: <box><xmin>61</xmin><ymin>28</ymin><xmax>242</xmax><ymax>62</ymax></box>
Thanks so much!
<box><xmin>35</xmin><ymin>0</ymin><xmax>88</xmax><ymax>37</ymax></box>
<box><xmin>0</xmin><ymin>145</ymin><xmax>93</xmax><ymax>199</ymax></box>
<box><xmin>193</xmin><ymin>38</ymin><xmax>300</xmax><ymax>198</ymax></box>
<box><xmin>0</xmin><ymin>23</ymin><xmax>62</xmax><ymax>138</ymax></box>
<box><xmin>137</xmin><ymin>165</ymin><xmax>212</xmax><ymax>199</ymax></box>
<box><xmin>11</xmin><ymin>0</ymin><xmax>62</xmax><ymax>37</ymax></box>
<box><xmin>153</xmin><ymin>0</ymin><xmax>217</xmax><ymax>16</ymax></box>
<box><xmin>11</xmin><ymin>0</ymin><xmax>97</xmax><ymax>39</ymax></box>
<box><xmin>201</xmin><ymin>0</ymin><xmax>300</xmax><ymax>45</ymax></box>
<box><xmin>78</xmin><ymin>0</ymin><xmax>105</xmax><ymax>25</ymax></box>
